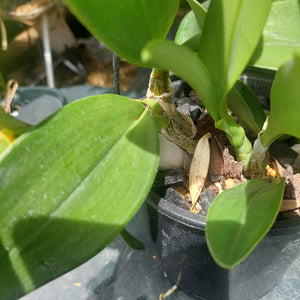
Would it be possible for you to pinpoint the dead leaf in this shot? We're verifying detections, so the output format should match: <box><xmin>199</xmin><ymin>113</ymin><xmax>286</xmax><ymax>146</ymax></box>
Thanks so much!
<box><xmin>3</xmin><ymin>79</ymin><xmax>18</xmax><ymax>114</ymax></box>
<box><xmin>189</xmin><ymin>133</ymin><xmax>211</xmax><ymax>212</ymax></box>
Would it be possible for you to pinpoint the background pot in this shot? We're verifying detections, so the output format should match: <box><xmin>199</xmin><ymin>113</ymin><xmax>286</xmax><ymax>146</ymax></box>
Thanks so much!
<box><xmin>147</xmin><ymin>186</ymin><xmax>300</xmax><ymax>300</ymax></box>
<box><xmin>1</xmin><ymin>85</ymin><xmax>116</xmax><ymax>125</ymax></box>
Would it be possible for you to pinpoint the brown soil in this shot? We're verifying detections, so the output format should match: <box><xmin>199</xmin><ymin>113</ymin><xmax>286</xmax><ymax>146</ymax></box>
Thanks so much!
<box><xmin>175</xmin><ymin>92</ymin><xmax>300</xmax><ymax>218</ymax></box>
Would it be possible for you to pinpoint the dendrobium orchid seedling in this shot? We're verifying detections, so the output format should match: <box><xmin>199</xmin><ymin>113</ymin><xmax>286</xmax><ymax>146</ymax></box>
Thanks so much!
<box><xmin>0</xmin><ymin>0</ymin><xmax>299</xmax><ymax>298</ymax></box>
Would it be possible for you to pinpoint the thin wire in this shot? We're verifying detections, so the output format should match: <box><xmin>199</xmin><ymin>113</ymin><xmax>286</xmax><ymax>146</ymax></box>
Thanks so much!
<box><xmin>113</xmin><ymin>53</ymin><xmax>120</xmax><ymax>95</ymax></box>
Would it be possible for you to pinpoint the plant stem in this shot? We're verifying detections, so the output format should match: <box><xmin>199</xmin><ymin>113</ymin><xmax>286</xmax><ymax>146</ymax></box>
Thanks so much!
<box><xmin>147</xmin><ymin>68</ymin><xmax>197</xmax><ymax>155</ymax></box>
<box><xmin>216</xmin><ymin>114</ymin><xmax>252</xmax><ymax>168</ymax></box>
<box><xmin>249</xmin><ymin>136</ymin><xmax>268</xmax><ymax>178</ymax></box>
<box><xmin>259</xmin><ymin>128</ymin><xmax>278</xmax><ymax>149</ymax></box>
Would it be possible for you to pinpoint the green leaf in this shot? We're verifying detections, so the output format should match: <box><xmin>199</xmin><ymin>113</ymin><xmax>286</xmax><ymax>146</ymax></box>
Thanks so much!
<box><xmin>64</xmin><ymin>0</ymin><xmax>179</xmax><ymax>67</ymax></box>
<box><xmin>175</xmin><ymin>10</ymin><xmax>202</xmax><ymax>51</ymax></box>
<box><xmin>186</xmin><ymin>0</ymin><xmax>207</xmax><ymax>28</ymax></box>
<box><xmin>175</xmin><ymin>0</ymin><xmax>207</xmax><ymax>51</ymax></box>
<box><xmin>250</xmin><ymin>0</ymin><xmax>300</xmax><ymax>70</ymax></box>
<box><xmin>206</xmin><ymin>178</ymin><xmax>285</xmax><ymax>269</ymax></box>
<box><xmin>227</xmin><ymin>80</ymin><xmax>266</xmax><ymax>134</ymax></box>
<box><xmin>141</xmin><ymin>39</ymin><xmax>220</xmax><ymax>121</ymax></box>
<box><xmin>138</xmin><ymin>98</ymin><xmax>169</xmax><ymax>131</ymax></box>
<box><xmin>0</xmin><ymin>94</ymin><xmax>159</xmax><ymax>299</ymax></box>
<box><xmin>0</xmin><ymin>106</ymin><xmax>33</xmax><ymax>138</ymax></box>
<box><xmin>120</xmin><ymin>229</ymin><xmax>145</xmax><ymax>250</ymax></box>
<box><xmin>260</xmin><ymin>54</ymin><xmax>300</xmax><ymax>147</ymax></box>
<box><xmin>0</xmin><ymin>133</ymin><xmax>11</xmax><ymax>156</ymax></box>
<box><xmin>198</xmin><ymin>0</ymin><xmax>273</xmax><ymax>98</ymax></box>
<box><xmin>175</xmin><ymin>0</ymin><xmax>208</xmax><ymax>51</ymax></box>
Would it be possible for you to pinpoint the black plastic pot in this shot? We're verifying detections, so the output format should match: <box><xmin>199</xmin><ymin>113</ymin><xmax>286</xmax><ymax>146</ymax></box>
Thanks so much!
<box><xmin>147</xmin><ymin>189</ymin><xmax>300</xmax><ymax>300</ymax></box>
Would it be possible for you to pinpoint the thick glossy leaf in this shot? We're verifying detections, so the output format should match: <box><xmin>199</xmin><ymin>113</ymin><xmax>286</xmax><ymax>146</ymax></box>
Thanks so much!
<box><xmin>198</xmin><ymin>0</ymin><xmax>272</xmax><ymax>98</ymax></box>
<box><xmin>227</xmin><ymin>80</ymin><xmax>266</xmax><ymax>134</ymax></box>
<box><xmin>206</xmin><ymin>178</ymin><xmax>285</xmax><ymax>269</ymax></box>
<box><xmin>261</xmin><ymin>54</ymin><xmax>300</xmax><ymax>147</ymax></box>
<box><xmin>175</xmin><ymin>10</ymin><xmax>202</xmax><ymax>51</ymax></box>
<box><xmin>175</xmin><ymin>0</ymin><xmax>207</xmax><ymax>50</ymax></box>
<box><xmin>0</xmin><ymin>94</ymin><xmax>159</xmax><ymax>299</ymax></box>
<box><xmin>186</xmin><ymin>0</ymin><xmax>207</xmax><ymax>28</ymax></box>
<box><xmin>250</xmin><ymin>0</ymin><xmax>300</xmax><ymax>70</ymax></box>
<box><xmin>64</xmin><ymin>0</ymin><xmax>179</xmax><ymax>67</ymax></box>
<box><xmin>141</xmin><ymin>40</ymin><xmax>220</xmax><ymax>121</ymax></box>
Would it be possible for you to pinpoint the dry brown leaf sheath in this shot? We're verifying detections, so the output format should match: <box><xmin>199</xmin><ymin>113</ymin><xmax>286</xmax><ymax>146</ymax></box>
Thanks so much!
<box><xmin>189</xmin><ymin>133</ymin><xmax>211</xmax><ymax>212</ymax></box>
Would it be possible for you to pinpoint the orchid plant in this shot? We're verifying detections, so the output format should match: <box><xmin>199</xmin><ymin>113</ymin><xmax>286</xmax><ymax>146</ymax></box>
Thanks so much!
<box><xmin>0</xmin><ymin>0</ymin><xmax>300</xmax><ymax>298</ymax></box>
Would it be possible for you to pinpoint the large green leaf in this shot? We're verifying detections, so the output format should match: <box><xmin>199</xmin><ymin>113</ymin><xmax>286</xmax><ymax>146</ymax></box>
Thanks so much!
<box><xmin>250</xmin><ymin>0</ymin><xmax>300</xmax><ymax>70</ymax></box>
<box><xmin>64</xmin><ymin>0</ymin><xmax>179</xmax><ymax>67</ymax></box>
<box><xmin>198</xmin><ymin>0</ymin><xmax>272</xmax><ymax>99</ymax></box>
<box><xmin>0</xmin><ymin>94</ymin><xmax>159</xmax><ymax>299</ymax></box>
<box><xmin>260</xmin><ymin>54</ymin><xmax>300</xmax><ymax>147</ymax></box>
<box><xmin>206</xmin><ymin>178</ymin><xmax>285</xmax><ymax>269</ymax></box>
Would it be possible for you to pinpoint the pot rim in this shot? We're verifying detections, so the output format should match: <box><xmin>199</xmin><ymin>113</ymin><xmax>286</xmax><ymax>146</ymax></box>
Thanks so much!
<box><xmin>147</xmin><ymin>191</ymin><xmax>300</xmax><ymax>233</ymax></box>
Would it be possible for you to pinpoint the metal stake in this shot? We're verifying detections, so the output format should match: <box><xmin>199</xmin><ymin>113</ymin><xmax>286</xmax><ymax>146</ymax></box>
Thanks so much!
<box><xmin>113</xmin><ymin>53</ymin><xmax>120</xmax><ymax>94</ymax></box>
<box><xmin>41</xmin><ymin>13</ymin><xmax>55</xmax><ymax>88</ymax></box>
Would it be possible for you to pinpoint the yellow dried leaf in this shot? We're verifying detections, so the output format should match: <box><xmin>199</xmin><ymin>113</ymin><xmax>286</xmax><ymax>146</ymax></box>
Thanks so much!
<box><xmin>189</xmin><ymin>133</ymin><xmax>211</xmax><ymax>211</ymax></box>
